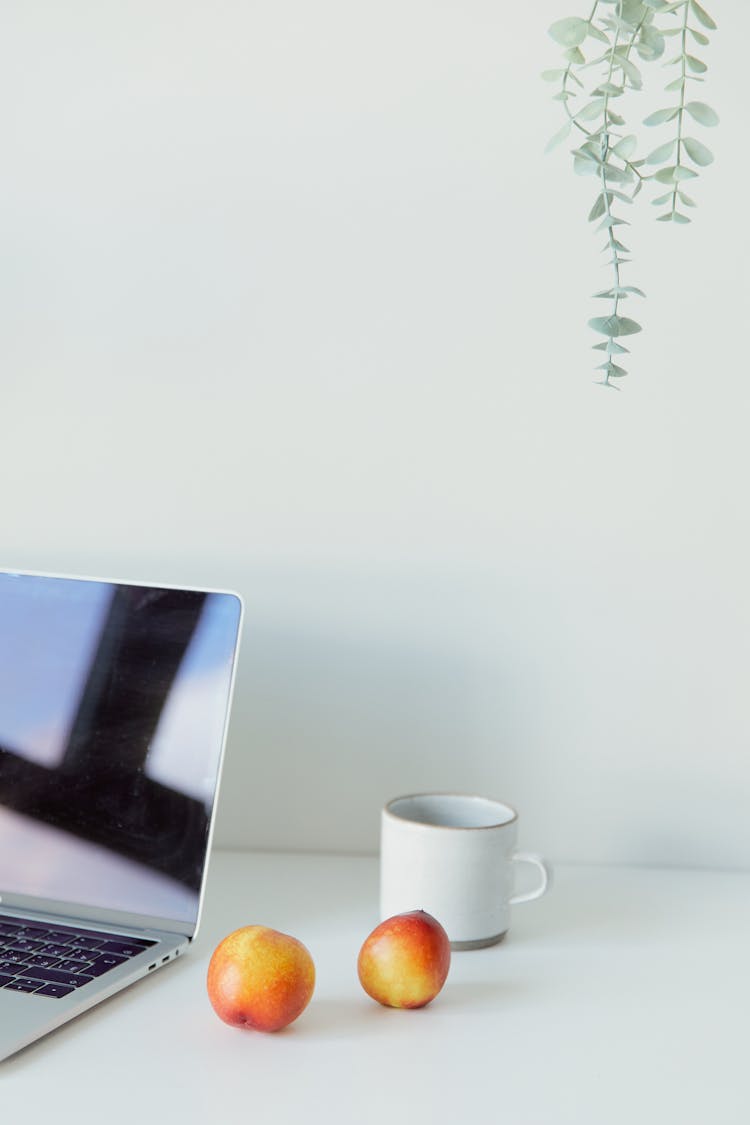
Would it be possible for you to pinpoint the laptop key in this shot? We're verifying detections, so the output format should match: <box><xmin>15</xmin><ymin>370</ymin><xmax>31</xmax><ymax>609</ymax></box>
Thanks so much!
<box><xmin>4</xmin><ymin>979</ymin><xmax>42</xmax><ymax>993</ymax></box>
<box><xmin>98</xmin><ymin>940</ymin><xmax>148</xmax><ymax>957</ymax></box>
<box><xmin>86</xmin><ymin>954</ymin><xmax>127</xmax><ymax>977</ymax></box>
<box><xmin>26</xmin><ymin>955</ymin><xmax>62</xmax><ymax>969</ymax></box>
<box><xmin>43</xmin><ymin>944</ymin><xmax>71</xmax><ymax>958</ymax></box>
<box><xmin>56</xmin><ymin>958</ymin><xmax>92</xmax><ymax>973</ymax></box>
<box><xmin>0</xmin><ymin>958</ymin><xmax>28</xmax><ymax>972</ymax></box>
<box><xmin>8</xmin><ymin>939</ymin><xmax>44</xmax><ymax>953</ymax></box>
<box><xmin>67</xmin><ymin>937</ymin><xmax>101</xmax><ymax>951</ymax></box>
<box><xmin>0</xmin><ymin>973</ymin><xmax>15</xmax><ymax>987</ymax></box>
<box><xmin>69</xmin><ymin>945</ymin><xmax>100</xmax><ymax>959</ymax></box>
<box><xmin>34</xmin><ymin>983</ymin><xmax>75</xmax><ymax>999</ymax></box>
<box><xmin>19</xmin><ymin>966</ymin><xmax>93</xmax><ymax>988</ymax></box>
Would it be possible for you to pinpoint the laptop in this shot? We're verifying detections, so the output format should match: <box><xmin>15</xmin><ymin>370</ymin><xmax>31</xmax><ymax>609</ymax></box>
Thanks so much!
<box><xmin>0</xmin><ymin>570</ymin><xmax>243</xmax><ymax>1061</ymax></box>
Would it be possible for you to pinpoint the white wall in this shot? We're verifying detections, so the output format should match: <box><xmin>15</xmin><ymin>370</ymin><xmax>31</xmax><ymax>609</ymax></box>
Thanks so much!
<box><xmin>2</xmin><ymin>1</ymin><xmax>748</xmax><ymax>868</ymax></box>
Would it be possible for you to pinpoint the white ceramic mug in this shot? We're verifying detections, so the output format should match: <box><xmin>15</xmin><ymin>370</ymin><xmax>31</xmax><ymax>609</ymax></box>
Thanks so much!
<box><xmin>380</xmin><ymin>793</ymin><xmax>551</xmax><ymax>949</ymax></box>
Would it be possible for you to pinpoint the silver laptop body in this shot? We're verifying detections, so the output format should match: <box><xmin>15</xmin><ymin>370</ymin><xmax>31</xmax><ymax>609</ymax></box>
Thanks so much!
<box><xmin>0</xmin><ymin>570</ymin><xmax>243</xmax><ymax>1061</ymax></box>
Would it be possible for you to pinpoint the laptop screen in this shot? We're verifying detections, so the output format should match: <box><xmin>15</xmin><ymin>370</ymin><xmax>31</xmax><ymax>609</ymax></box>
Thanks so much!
<box><xmin>0</xmin><ymin>572</ymin><xmax>242</xmax><ymax>925</ymax></box>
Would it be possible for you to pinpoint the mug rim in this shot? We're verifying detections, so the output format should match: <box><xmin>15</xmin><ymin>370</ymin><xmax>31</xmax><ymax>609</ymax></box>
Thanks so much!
<box><xmin>384</xmin><ymin>792</ymin><xmax>518</xmax><ymax>831</ymax></box>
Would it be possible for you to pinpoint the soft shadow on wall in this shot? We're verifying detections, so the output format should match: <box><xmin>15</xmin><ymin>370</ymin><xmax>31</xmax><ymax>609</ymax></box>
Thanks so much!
<box><xmin>216</xmin><ymin>621</ymin><xmax>490</xmax><ymax>855</ymax></box>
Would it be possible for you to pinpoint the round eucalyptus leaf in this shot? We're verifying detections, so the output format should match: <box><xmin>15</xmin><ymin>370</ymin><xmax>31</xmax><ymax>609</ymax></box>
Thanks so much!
<box><xmin>603</xmin><ymin>164</ymin><xmax>634</xmax><ymax>185</ymax></box>
<box><xmin>618</xmin><ymin>57</ymin><xmax>643</xmax><ymax>89</ymax></box>
<box><xmin>545</xmin><ymin>122</ymin><xmax>572</xmax><ymax>153</ymax></box>
<box><xmin>646</xmin><ymin>140</ymin><xmax>677</xmax><ymax>164</ymax></box>
<box><xmin>587</xmin><ymin>23</ymin><xmax>610</xmax><ymax>44</ymax></box>
<box><xmin>576</xmin><ymin>98</ymin><xmax>606</xmax><ymax>122</ymax></box>
<box><xmin>636</xmin><ymin>27</ymin><xmax>665</xmax><ymax>61</ymax></box>
<box><xmin>564</xmin><ymin>46</ymin><xmax>586</xmax><ymax>64</ymax></box>
<box><xmin>597</xmin><ymin>216</ymin><xmax>630</xmax><ymax>231</ymax></box>
<box><xmin>549</xmin><ymin>17</ymin><xmax>589</xmax><ymax>47</ymax></box>
<box><xmin>589</xmin><ymin>315</ymin><xmax>642</xmax><ymax>337</ymax></box>
<box><xmin>613</xmin><ymin>135</ymin><xmax>638</xmax><ymax>160</ymax></box>
<box><xmin>588</xmin><ymin>195</ymin><xmax>607</xmax><ymax>222</ymax></box>
<box><xmin>643</xmin><ymin>106</ymin><xmax>679</xmax><ymax>126</ymax></box>
<box><xmin>683</xmin><ymin>137</ymin><xmax>714</xmax><ymax>165</ymax></box>
<box><xmin>621</xmin><ymin>0</ymin><xmax>644</xmax><ymax>25</ymax></box>
<box><xmin>594</xmin><ymin>82</ymin><xmax>624</xmax><ymax>97</ymax></box>
<box><xmin>607</xmin><ymin>188</ymin><xmax>635</xmax><ymax>204</ymax></box>
<box><xmin>690</xmin><ymin>0</ymin><xmax>717</xmax><ymax>30</ymax></box>
<box><xmin>592</xmin><ymin>339</ymin><xmax>629</xmax><ymax>355</ymax></box>
<box><xmin>574</xmin><ymin>155</ymin><xmax>600</xmax><ymax>176</ymax></box>
<box><xmin>685</xmin><ymin>55</ymin><xmax>708</xmax><ymax>74</ymax></box>
<box><xmin>684</xmin><ymin>101</ymin><xmax>719</xmax><ymax>126</ymax></box>
<box><xmin>576</xmin><ymin>140</ymin><xmax>602</xmax><ymax>161</ymax></box>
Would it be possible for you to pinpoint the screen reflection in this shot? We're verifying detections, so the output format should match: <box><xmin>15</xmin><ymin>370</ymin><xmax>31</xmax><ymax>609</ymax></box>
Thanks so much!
<box><xmin>0</xmin><ymin>574</ymin><xmax>241</xmax><ymax>924</ymax></box>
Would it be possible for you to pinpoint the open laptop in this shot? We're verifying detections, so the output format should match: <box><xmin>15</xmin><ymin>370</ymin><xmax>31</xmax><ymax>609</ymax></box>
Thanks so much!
<box><xmin>0</xmin><ymin>570</ymin><xmax>243</xmax><ymax>1061</ymax></box>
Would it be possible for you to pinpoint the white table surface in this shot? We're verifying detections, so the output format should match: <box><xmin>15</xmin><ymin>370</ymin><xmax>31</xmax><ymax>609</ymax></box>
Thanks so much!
<box><xmin>3</xmin><ymin>850</ymin><xmax>748</xmax><ymax>1124</ymax></box>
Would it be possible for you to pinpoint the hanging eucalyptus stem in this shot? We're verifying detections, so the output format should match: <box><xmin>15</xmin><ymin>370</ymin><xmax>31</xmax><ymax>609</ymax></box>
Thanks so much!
<box><xmin>544</xmin><ymin>0</ymin><xmax>719</xmax><ymax>389</ymax></box>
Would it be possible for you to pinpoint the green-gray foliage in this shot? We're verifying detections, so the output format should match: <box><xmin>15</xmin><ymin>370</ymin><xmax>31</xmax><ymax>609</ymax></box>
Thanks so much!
<box><xmin>544</xmin><ymin>0</ymin><xmax>719</xmax><ymax>389</ymax></box>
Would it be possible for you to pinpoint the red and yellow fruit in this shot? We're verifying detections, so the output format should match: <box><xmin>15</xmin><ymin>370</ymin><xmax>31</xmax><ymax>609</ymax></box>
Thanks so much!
<box><xmin>357</xmin><ymin>910</ymin><xmax>451</xmax><ymax>1009</ymax></box>
<box><xmin>207</xmin><ymin>925</ymin><xmax>315</xmax><ymax>1032</ymax></box>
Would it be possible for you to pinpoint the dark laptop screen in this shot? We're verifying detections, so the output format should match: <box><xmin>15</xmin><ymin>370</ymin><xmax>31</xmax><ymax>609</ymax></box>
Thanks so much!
<box><xmin>0</xmin><ymin>573</ymin><xmax>242</xmax><ymax>924</ymax></box>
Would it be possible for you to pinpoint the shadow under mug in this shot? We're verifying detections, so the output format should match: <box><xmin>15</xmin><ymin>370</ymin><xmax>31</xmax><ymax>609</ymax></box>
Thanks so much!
<box><xmin>380</xmin><ymin>793</ymin><xmax>550</xmax><ymax>949</ymax></box>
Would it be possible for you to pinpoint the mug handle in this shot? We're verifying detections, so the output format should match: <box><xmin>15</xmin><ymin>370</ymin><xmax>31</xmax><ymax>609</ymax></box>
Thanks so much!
<box><xmin>509</xmin><ymin>851</ymin><xmax>551</xmax><ymax>905</ymax></box>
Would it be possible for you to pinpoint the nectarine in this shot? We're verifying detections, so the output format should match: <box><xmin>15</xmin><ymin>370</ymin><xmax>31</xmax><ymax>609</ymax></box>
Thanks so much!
<box><xmin>207</xmin><ymin>925</ymin><xmax>315</xmax><ymax>1032</ymax></box>
<box><xmin>357</xmin><ymin>910</ymin><xmax>450</xmax><ymax>1009</ymax></box>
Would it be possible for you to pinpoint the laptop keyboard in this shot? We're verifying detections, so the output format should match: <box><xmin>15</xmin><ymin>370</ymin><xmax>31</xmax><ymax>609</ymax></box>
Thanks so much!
<box><xmin>0</xmin><ymin>915</ymin><xmax>156</xmax><ymax>999</ymax></box>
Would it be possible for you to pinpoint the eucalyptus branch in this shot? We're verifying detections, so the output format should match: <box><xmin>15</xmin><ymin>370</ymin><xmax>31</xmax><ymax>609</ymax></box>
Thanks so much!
<box><xmin>668</xmin><ymin>2</ymin><xmax>691</xmax><ymax>219</ymax></box>
<box><xmin>554</xmin><ymin>10</ymin><xmax>648</xmax><ymax>190</ymax></box>
<box><xmin>587</xmin><ymin>3</ymin><xmax>645</xmax><ymax>386</ymax></box>
<box><xmin>544</xmin><ymin>0</ymin><xmax>719</xmax><ymax>389</ymax></box>
<box><xmin>644</xmin><ymin>0</ymin><xmax>718</xmax><ymax>224</ymax></box>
